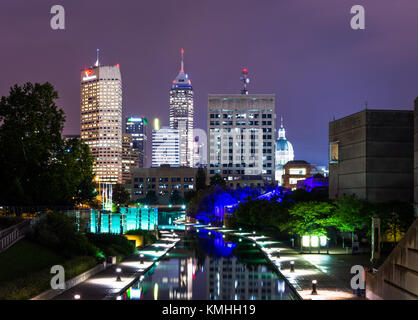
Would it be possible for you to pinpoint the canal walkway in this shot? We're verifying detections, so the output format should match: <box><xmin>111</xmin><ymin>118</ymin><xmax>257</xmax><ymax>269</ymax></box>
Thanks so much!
<box><xmin>53</xmin><ymin>230</ymin><xmax>181</xmax><ymax>300</ymax></box>
<box><xmin>193</xmin><ymin>224</ymin><xmax>369</xmax><ymax>300</ymax></box>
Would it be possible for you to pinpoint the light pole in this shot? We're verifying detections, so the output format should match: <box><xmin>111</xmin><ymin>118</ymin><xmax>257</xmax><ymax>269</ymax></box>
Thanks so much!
<box><xmin>116</xmin><ymin>268</ymin><xmax>122</xmax><ymax>282</ymax></box>
<box><xmin>311</xmin><ymin>280</ymin><xmax>318</xmax><ymax>295</ymax></box>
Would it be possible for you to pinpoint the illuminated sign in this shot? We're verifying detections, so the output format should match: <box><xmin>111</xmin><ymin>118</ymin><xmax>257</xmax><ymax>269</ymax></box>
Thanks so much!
<box><xmin>82</xmin><ymin>69</ymin><xmax>97</xmax><ymax>81</ymax></box>
<box><xmin>311</xmin><ymin>236</ymin><xmax>319</xmax><ymax>247</ymax></box>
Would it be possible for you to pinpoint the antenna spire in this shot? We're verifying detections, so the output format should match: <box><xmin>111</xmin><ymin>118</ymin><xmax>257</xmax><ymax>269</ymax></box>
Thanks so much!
<box><xmin>95</xmin><ymin>49</ymin><xmax>100</xmax><ymax>67</ymax></box>
<box><xmin>240</xmin><ymin>67</ymin><xmax>250</xmax><ymax>95</ymax></box>
<box><xmin>280</xmin><ymin>116</ymin><xmax>283</xmax><ymax>128</ymax></box>
<box><xmin>180</xmin><ymin>48</ymin><xmax>184</xmax><ymax>72</ymax></box>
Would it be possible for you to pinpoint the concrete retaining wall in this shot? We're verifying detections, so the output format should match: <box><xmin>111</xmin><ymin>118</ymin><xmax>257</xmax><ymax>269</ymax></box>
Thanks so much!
<box><xmin>366</xmin><ymin>218</ymin><xmax>418</xmax><ymax>300</ymax></box>
<box><xmin>31</xmin><ymin>261</ymin><xmax>111</xmax><ymax>300</ymax></box>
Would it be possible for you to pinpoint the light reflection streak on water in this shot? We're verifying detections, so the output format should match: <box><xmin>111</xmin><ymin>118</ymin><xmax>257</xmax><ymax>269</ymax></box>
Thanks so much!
<box><xmin>122</xmin><ymin>230</ymin><xmax>299</xmax><ymax>300</ymax></box>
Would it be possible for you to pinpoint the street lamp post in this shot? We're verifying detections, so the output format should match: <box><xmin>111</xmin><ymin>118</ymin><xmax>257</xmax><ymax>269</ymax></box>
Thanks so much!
<box><xmin>116</xmin><ymin>268</ymin><xmax>122</xmax><ymax>282</ymax></box>
<box><xmin>311</xmin><ymin>280</ymin><xmax>318</xmax><ymax>295</ymax></box>
<box><xmin>290</xmin><ymin>261</ymin><xmax>295</xmax><ymax>272</ymax></box>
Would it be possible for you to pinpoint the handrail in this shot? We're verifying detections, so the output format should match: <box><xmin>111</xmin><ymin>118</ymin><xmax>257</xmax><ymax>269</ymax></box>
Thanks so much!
<box><xmin>0</xmin><ymin>220</ymin><xmax>32</xmax><ymax>252</ymax></box>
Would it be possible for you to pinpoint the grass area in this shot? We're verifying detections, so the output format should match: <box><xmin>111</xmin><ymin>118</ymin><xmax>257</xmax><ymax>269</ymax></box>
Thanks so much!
<box><xmin>0</xmin><ymin>239</ymin><xmax>97</xmax><ymax>300</ymax></box>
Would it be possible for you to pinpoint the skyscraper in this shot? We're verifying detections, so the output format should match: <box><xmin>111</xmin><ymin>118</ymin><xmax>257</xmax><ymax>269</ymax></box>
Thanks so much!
<box><xmin>125</xmin><ymin>116</ymin><xmax>147</xmax><ymax>168</ymax></box>
<box><xmin>207</xmin><ymin>94</ymin><xmax>276</xmax><ymax>183</ymax></box>
<box><xmin>152</xmin><ymin>127</ymin><xmax>180</xmax><ymax>167</ymax></box>
<box><xmin>122</xmin><ymin>133</ymin><xmax>139</xmax><ymax>184</ymax></box>
<box><xmin>169</xmin><ymin>49</ymin><xmax>194</xmax><ymax>167</ymax></box>
<box><xmin>80</xmin><ymin>59</ymin><xmax>122</xmax><ymax>184</ymax></box>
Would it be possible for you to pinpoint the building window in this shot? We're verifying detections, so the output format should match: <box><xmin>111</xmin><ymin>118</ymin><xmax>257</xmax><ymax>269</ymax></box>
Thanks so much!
<box><xmin>289</xmin><ymin>168</ymin><xmax>306</xmax><ymax>175</ymax></box>
<box><xmin>329</xmin><ymin>142</ymin><xmax>339</xmax><ymax>163</ymax></box>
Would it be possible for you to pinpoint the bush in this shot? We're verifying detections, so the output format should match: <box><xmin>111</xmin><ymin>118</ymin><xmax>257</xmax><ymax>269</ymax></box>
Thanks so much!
<box><xmin>86</xmin><ymin>233</ymin><xmax>135</xmax><ymax>258</ymax></box>
<box><xmin>28</xmin><ymin>212</ymin><xmax>98</xmax><ymax>258</ymax></box>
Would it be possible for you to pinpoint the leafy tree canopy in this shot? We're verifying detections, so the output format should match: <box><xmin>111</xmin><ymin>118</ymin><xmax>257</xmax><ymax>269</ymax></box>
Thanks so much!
<box><xmin>280</xmin><ymin>201</ymin><xmax>334</xmax><ymax>236</ymax></box>
<box><xmin>169</xmin><ymin>189</ymin><xmax>183</xmax><ymax>205</ymax></box>
<box><xmin>0</xmin><ymin>82</ymin><xmax>96</xmax><ymax>206</ymax></box>
<box><xmin>112</xmin><ymin>184</ymin><xmax>130</xmax><ymax>207</ymax></box>
<box><xmin>209</xmin><ymin>174</ymin><xmax>226</xmax><ymax>188</ymax></box>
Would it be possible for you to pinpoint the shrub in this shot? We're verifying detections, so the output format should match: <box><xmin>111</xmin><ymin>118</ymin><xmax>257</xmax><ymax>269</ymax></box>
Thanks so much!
<box><xmin>85</xmin><ymin>233</ymin><xmax>135</xmax><ymax>258</ymax></box>
<box><xmin>28</xmin><ymin>212</ymin><xmax>97</xmax><ymax>258</ymax></box>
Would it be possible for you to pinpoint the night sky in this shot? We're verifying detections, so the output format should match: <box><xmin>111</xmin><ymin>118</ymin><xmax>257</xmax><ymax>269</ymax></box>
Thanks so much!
<box><xmin>1</xmin><ymin>0</ymin><xmax>418</xmax><ymax>167</ymax></box>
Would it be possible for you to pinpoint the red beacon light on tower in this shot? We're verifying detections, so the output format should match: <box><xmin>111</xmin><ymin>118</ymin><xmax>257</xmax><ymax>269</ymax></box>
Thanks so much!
<box><xmin>240</xmin><ymin>67</ymin><xmax>250</xmax><ymax>95</ymax></box>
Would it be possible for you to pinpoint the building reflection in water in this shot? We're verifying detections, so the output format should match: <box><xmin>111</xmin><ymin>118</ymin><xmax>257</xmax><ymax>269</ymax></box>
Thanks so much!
<box><xmin>123</xmin><ymin>231</ymin><xmax>295</xmax><ymax>300</ymax></box>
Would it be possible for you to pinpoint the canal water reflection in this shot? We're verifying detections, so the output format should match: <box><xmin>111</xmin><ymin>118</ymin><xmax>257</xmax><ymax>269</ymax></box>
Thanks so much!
<box><xmin>122</xmin><ymin>229</ymin><xmax>300</xmax><ymax>300</ymax></box>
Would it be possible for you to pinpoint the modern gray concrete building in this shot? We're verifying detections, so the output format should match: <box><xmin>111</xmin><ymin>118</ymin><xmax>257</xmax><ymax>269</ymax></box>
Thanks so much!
<box><xmin>207</xmin><ymin>94</ymin><xmax>276</xmax><ymax>184</ymax></box>
<box><xmin>329</xmin><ymin>109</ymin><xmax>414</xmax><ymax>203</ymax></box>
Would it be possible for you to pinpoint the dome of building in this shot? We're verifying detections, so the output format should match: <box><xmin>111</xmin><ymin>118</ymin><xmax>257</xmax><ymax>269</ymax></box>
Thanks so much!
<box><xmin>275</xmin><ymin>119</ymin><xmax>294</xmax><ymax>167</ymax></box>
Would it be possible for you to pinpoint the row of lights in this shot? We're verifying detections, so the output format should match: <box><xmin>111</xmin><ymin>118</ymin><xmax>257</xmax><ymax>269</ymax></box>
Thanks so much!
<box><xmin>250</xmin><ymin>231</ymin><xmax>319</xmax><ymax>297</ymax></box>
<box><xmin>74</xmin><ymin>232</ymin><xmax>180</xmax><ymax>300</ymax></box>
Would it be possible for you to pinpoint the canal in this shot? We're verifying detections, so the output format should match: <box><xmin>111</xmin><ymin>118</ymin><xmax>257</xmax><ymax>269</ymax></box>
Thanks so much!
<box><xmin>122</xmin><ymin>229</ymin><xmax>300</xmax><ymax>300</ymax></box>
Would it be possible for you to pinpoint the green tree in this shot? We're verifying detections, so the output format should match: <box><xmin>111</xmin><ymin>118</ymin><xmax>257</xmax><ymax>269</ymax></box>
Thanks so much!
<box><xmin>169</xmin><ymin>190</ymin><xmax>183</xmax><ymax>205</ymax></box>
<box><xmin>231</xmin><ymin>198</ymin><xmax>289</xmax><ymax>229</ymax></box>
<box><xmin>143</xmin><ymin>191</ymin><xmax>158</xmax><ymax>205</ymax></box>
<box><xmin>196</xmin><ymin>168</ymin><xmax>207</xmax><ymax>191</ymax></box>
<box><xmin>328</xmin><ymin>196</ymin><xmax>372</xmax><ymax>246</ymax></box>
<box><xmin>28</xmin><ymin>212</ymin><xmax>97</xmax><ymax>258</ymax></box>
<box><xmin>280</xmin><ymin>201</ymin><xmax>333</xmax><ymax>237</ymax></box>
<box><xmin>378</xmin><ymin>201</ymin><xmax>415</xmax><ymax>247</ymax></box>
<box><xmin>209</xmin><ymin>174</ymin><xmax>226</xmax><ymax>188</ymax></box>
<box><xmin>0</xmin><ymin>82</ymin><xmax>96</xmax><ymax>206</ymax></box>
<box><xmin>54</xmin><ymin>137</ymin><xmax>97</xmax><ymax>205</ymax></box>
<box><xmin>112</xmin><ymin>184</ymin><xmax>130</xmax><ymax>208</ymax></box>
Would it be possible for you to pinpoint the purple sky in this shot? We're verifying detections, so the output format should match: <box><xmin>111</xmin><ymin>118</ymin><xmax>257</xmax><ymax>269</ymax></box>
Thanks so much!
<box><xmin>1</xmin><ymin>1</ymin><xmax>418</xmax><ymax>167</ymax></box>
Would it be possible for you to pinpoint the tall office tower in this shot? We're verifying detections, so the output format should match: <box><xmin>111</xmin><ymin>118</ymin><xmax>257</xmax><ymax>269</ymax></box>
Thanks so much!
<box><xmin>80</xmin><ymin>60</ymin><xmax>123</xmax><ymax>184</ymax></box>
<box><xmin>169</xmin><ymin>49</ymin><xmax>194</xmax><ymax>167</ymax></box>
<box><xmin>152</xmin><ymin>127</ymin><xmax>180</xmax><ymax>167</ymax></box>
<box><xmin>122</xmin><ymin>133</ymin><xmax>139</xmax><ymax>184</ymax></box>
<box><xmin>208</xmin><ymin>94</ymin><xmax>276</xmax><ymax>183</ymax></box>
<box><xmin>125</xmin><ymin>116</ymin><xmax>147</xmax><ymax>168</ymax></box>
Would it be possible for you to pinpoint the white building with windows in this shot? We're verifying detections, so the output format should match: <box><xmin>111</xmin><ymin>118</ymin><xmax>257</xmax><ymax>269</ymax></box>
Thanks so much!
<box><xmin>80</xmin><ymin>62</ymin><xmax>122</xmax><ymax>184</ymax></box>
<box><xmin>152</xmin><ymin>127</ymin><xmax>180</xmax><ymax>167</ymax></box>
<box><xmin>169</xmin><ymin>49</ymin><xmax>194</xmax><ymax>167</ymax></box>
<box><xmin>207</xmin><ymin>94</ymin><xmax>276</xmax><ymax>184</ymax></box>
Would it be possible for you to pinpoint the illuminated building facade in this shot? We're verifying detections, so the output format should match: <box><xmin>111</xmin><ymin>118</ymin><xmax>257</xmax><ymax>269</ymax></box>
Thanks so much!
<box><xmin>122</xmin><ymin>133</ymin><xmax>139</xmax><ymax>184</ymax></box>
<box><xmin>207</xmin><ymin>94</ymin><xmax>276</xmax><ymax>184</ymax></box>
<box><xmin>169</xmin><ymin>49</ymin><xmax>194</xmax><ymax>167</ymax></box>
<box><xmin>80</xmin><ymin>63</ymin><xmax>122</xmax><ymax>184</ymax></box>
<box><xmin>125</xmin><ymin>116</ymin><xmax>147</xmax><ymax>168</ymax></box>
<box><xmin>152</xmin><ymin>127</ymin><xmax>180</xmax><ymax>167</ymax></box>
<box><xmin>282</xmin><ymin>160</ymin><xmax>311</xmax><ymax>190</ymax></box>
<box><xmin>275</xmin><ymin>118</ymin><xmax>294</xmax><ymax>184</ymax></box>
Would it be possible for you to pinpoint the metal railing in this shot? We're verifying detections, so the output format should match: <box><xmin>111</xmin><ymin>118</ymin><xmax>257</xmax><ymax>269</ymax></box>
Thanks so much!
<box><xmin>0</xmin><ymin>220</ymin><xmax>31</xmax><ymax>253</ymax></box>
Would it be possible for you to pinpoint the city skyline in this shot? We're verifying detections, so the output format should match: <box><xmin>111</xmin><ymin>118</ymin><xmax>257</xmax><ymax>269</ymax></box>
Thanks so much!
<box><xmin>1</xmin><ymin>1</ymin><xmax>418</xmax><ymax>168</ymax></box>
